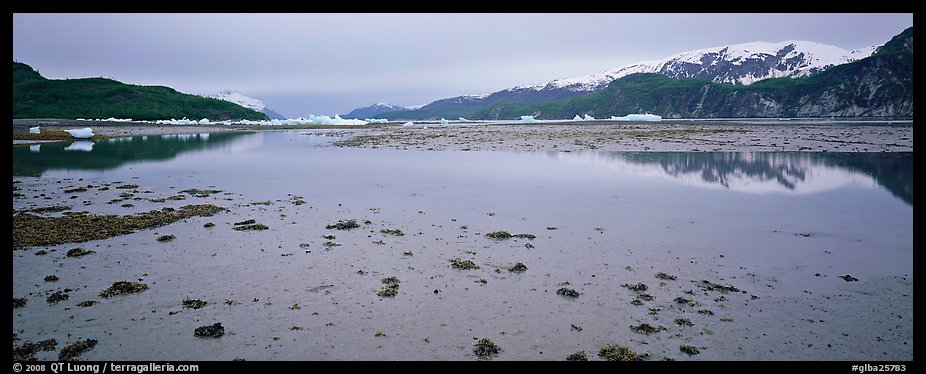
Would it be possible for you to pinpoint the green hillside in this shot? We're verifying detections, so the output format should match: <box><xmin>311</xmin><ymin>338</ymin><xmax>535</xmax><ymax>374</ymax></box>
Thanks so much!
<box><xmin>12</xmin><ymin>62</ymin><xmax>268</xmax><ymax>121</ymax></box>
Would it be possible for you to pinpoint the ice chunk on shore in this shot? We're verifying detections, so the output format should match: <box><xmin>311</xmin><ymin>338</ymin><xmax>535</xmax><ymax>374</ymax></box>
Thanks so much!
<box><xmin>440</xmin><ymin>118</ymin><xmax>449</xmax><ymax>125</ymax></box>
<box><xmin>458</xmin><ymin>117</ymin><xmax>470</xmax><ymax>122</ymax></box>
<box><xmin>198</xmin><ymin>118</ymin><xmax>210</xmax><ymax>125</ymax></box>
<box><xmin>610</xmin><ymin>113</ymin><xmax>662</xmax><ymax>122</ymax></box>
<box><xmin>64</xmin><ymin>128</ymin><xmax>94</xmax><ymax>139</ymax></box>
<box><xmin>520</xmin><ymin>115</ymin><xmax>538</xmax><ymax>123</ymax></box>
<box><xmin>64</xmin><ymin>140</ymin><xmax>94</xmax><ymax>151</ymax></box>
<box><xmin>583</xmin><ymin>114</ymin><xmax>595</xmax><ymax>121</ymax></box>
<box><xmin>402</xmin><ymin>121</ymin><xmax>415</xmax><ymax>127</ymax></box>
<box><xmin>573</xmin><ymin>115</ymin><xmax>583</xmax><ymax>121</ymax></box>
<box><xmin>29</xmin><ymin>126</ymin><xmax>40</xmax><ymax>134</ymax></box>
<box><xmin>366</xmin><ymin>118</ymin><xmax>389</xmax><ymax>124</ymax></box>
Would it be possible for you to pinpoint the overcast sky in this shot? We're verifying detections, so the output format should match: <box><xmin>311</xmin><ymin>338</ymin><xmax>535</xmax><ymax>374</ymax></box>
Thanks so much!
<box><xmin>13</xmin><ymin>13</ymin><xmax>913</xmax><ymax>118</ymax></box>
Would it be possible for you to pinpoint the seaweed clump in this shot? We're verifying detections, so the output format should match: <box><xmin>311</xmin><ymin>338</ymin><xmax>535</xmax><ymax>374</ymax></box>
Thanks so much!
<box><xmin>655</xmin><ymin>272</ymin><xmax>678</xmax><ymax>281</ymax></box>
<box><xmin>598</xmin><ymin>344</ymin><xmax>644</xmax><ymax>361</ymax></box>
<box><xmin>232</xmin><ymin>219</ymin><xmax>268</xmax><ymax>231</ymax></box>
<box><xmin>183</xmin><ymin>299</ymin><xmax>207</xmax><ymax>309</ymax></box>
<box><xmin>99</xmin><ymin>281</ymin><xmax>149</xmax><ymax>298</ymax></box>
<box><xmin>674</xmin><ymin>318</ymin><xmax>694</xmax><ymax>327</ymax></box>
<box><xmin>698</xmin><ymin>280</ymin><xmax>741</xmax><ymax>293</ymax></box>
<box><xmin>13</xmin><ymin>204</ymin><xmax>226</xmax><ymax>248</ymax></box>
<box><xmin>508</xmin><ymin>262</ymin><xmax>528</xmax><ymax>273</ymax></box>
<box><xmin>556</xmin><ymin>287</ymin><xmax>581</xmax><ymax>298</ymax></box>
<box><xmin>14</xmin><ymin>297</ymin><xmax>28</xmax><ymax>308</ymax></box>
<box><xmin>485</xmin><ymin>231</ymin><xmax>535</xmax><ymax>240</ymax></box>
<box><xmin>76</xmin><ymin>300</ymin><xmax>98</xmax><ymax>308</ymax></box>
<box><xmin>679</xmin><ymin>344</ymin><xmax>700</xmax><ymax>355</ymax></box>
<box><xmin>630</xmin><ymin>323</ymin><xmax>665</xmax><ymax>335</ymax></box>
<box><xmin>66</xmin><ymin>248</ymin><xmax>95</xmax><ymax>257</ymax></box>
<box><xmin>565</xmin><ymin>351</ymin><xmax>588</xmax><ymax>361</ymax></box>
<box><xmin>473</xmin><ymin>338</ymin><xmax>501</xmax><ymax>360</ymax></box>
<box><xmin>376</xmin><ymin>276</ymin><xmax>400</xmax><ymax>297</ymax></box>
<box><xmin>622</xmin><ymin>283</ymin><xmax>648</xmax><ymax>292</ymax></box>
<box><xmin>380</xmin><ymin>228</ymin><xmax>405</xmax><ymax>236</ymax></box>
<box><xmin>450</xmin><ymin>258</ymin><xmax>480</xmax><ymax>270</ymax></box>
<box><xmin>181</xmin><ymin>189</ymin><xmax>222</xmax><ymax>197</ymax></box>
<box><xmin>59</xmin><ymin>339</ymin><xmax>98</xmax><ymax>361</ymax></box>
<box><xmin>156</xmin><ymin>235</ymin><xmax>175</xmax><ymax>242</ymax></box>
<box><xmin>326</xmin><ymin>219</ymin><xmax>360</xmax><ymax>230</ymax></box>
<box><xmin>13</xmin><ymin>339</ymin><xmax>58</xmax><ymax>361</ymax></box>
<box><xmin>46</xmin><ymin>291</ymin><xmax>69</xmax><ymax>304</ymax></box>
<box><xmin>194</xmin><ymin>323</ymin><xmax>225</xmax><ymax>338</ymax></box>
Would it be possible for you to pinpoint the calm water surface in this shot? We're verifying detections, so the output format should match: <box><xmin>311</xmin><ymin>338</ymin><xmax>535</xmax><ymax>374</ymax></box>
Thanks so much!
<box><xmin>14</xmin><ymin>130</ymin><xmax>912</xmax><ymax>281</ymax></box>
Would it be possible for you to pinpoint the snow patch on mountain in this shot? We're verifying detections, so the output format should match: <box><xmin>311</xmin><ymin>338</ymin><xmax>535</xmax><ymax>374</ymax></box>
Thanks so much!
<box><xmin>511</xmin><ymin>40</ymin><xmax>881</xmax><ymax>92</ymax></box>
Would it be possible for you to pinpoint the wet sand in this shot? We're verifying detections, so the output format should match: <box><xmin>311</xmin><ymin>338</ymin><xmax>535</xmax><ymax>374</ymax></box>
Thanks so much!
<box><xmin>12</xmin><ymin>123</ymin><xmax>913</xmax><ymax>361</ymax></box>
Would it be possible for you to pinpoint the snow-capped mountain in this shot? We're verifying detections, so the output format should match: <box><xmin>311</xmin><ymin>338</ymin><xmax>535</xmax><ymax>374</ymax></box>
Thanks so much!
<box><xmin>342</xmin><ymin>102</ymin><xmax>420</xmax><ymax>119</ymax></box>
<box><xmin>211</xmin><ymin>90</ymin><xmax>286</xmax><ymax>119</ymax></box>
<box><xmin>511</xmin><ymin>40</ymin><xmax>880</xmax><ymax>93</ymax></box>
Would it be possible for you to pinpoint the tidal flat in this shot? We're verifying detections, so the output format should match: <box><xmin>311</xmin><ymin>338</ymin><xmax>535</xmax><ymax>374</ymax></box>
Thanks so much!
<box><xmin>12</xmin><ymin>126</ymin><xmax>913</xmax><ymax>361</ymax></box>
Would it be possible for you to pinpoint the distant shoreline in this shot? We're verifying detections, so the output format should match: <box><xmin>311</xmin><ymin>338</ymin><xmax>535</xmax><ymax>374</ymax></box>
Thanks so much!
<box><xmin>12</xmin><ymin>119</ymin><xmax>913</xmax><ymax>152</ymax></box>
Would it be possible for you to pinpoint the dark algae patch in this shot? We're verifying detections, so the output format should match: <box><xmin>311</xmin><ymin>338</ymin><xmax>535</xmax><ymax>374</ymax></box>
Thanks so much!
<box><xmin>655</xmin><ymin>272</ymin><xmax>678</xmax><ymax>281</ymax></box>
<box><xmin>508</xmin><ymin>262</ymin><xmax>528</xmax><ymax>273</ymax></box>
<box><xmin>59</xmin><ymin>339</ymin><xmax>97</xmax><ymax>361</ymax></box>
<box><xmin>44</xmin><ymin>275</ymin><xmax>60</xmax><ymax>282</ymax></box>
<box><xmin>14</xmin><ymin>297</ymin><xmax>28</xmax><ymax>308</ymax></box>
<box><xmin>622</xmin><ymin>282</ymin><xmax>649</xmax><ymax>292</ymax></box>
<box><xmin>485</xmin><ymin>230</ymin><xmax>535</xmax><ymax>240</ymax></box>
<box><xmin>473</xmin><ymin>337</ymin><xmax>501</xmax><ymax>360</ymax></box>
<box><xmin>13</xmin><ymin>204</ymin><xmax>225</xmax><ymax>248</ymax></box>
<box><xmin>156</xmin><ymin>234</ymin><xmax>176</xmax><ymax>242</ymax></box>
<box><xmin>630</xmin><ymin>323</ymin><xmax>666</xmax><ymax>335</ymax></box>
<box><xmin>556</xmin><ymin>287</ymin><xmax>581</xmax><ymax>298</ymax></box>
<box><xmin>679</xmin><ymin>344</ymin><xmax>700</xmax><ymax>355</ymax></box>
<box><xmin>99</xmin><ymin>281</ymin><xmax>149</xmax><ymax>298</ymax></box>
<box><xmin>46</xmin><ymin>291</ymin><xmax>69</xmax><ymax>304</ymax></box>
<box><xmin>566</xmin><ymin>351</ymin><xmax>588</xmax><ymax>361</ymax></box>
<box><xmin>840</xmin><ymin>274</ymin><xmax>859</xmax><ymax>282</ymax></box>
<box><xmin>697</xmin><ymin>280</ymin><xmax>741</xmax><ymax>293</ymax></box>
<box><xmin>13</xmin><ymin>339</ymin><xmax>58</xmax><ymax>361</ymax></box>
<box><xmin>232</xmin><ymin>223</ymin><xmax>268</xmax><ymax>231</ymax></box>
<box><xmin>66</xmin><ymin>248</ymin><xmax>95</xmax><ymax>257</ymax></box>
<box><xmin>450</xmin><ymin>258</ymin><xmax>480</xmax><ymax>270</ymax></box>
<box><xmin>183</xmin><ymin>298</ymin><xmax>207</xmax><ymax>309</ymax></box>
<box><xmin>380</xmin><ymin>228</ymin><xmax>405</xmax><ymax>236</ymax></box>
<box><xmin>674</xmin><ymin>318</ymin><xmax>694</xmax><ymax>327</ymax></box>
<box><xmin>194</xmin><ymin>323</ymin><xmax>225</xmax><ymax>338</ymax></box>
<box><xmin>76</xmin><ymin>300</ymin><xmax>98</xmax><ymax>308</ymax></box>
<box><xmin>376</xmin><ymin>276</ymin><xmax>401</xmax><ymax>297</ymax></box>
<box><xmin>598</xmin><ymin>344</ymin><xmax>644</xmax><ymax>361</ymax></box>
<box><xmin>326</xmin><ymin>219</ymin><xmax>360</xmax><ymax>230</ymax></box>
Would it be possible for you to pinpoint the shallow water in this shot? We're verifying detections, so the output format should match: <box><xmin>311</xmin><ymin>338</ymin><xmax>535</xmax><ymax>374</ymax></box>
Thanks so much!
<box><xmin>13</xmin><ymin>130</ymin><xmax>913</xmax><ymax>360</ymax></box>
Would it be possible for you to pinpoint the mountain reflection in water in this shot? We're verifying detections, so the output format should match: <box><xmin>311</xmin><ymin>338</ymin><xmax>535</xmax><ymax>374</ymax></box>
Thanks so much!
<box><xmin>553</xmin><ymin>152</ymin><xmax>912</xmax><ymax>205</ymax></box>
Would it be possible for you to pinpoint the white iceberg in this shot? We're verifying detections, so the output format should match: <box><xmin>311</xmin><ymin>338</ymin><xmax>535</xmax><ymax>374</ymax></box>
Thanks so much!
<box><xmin>29</xmin><ymin>126</ymin><xmax>40</xmax><ymax>134</ymax></box>
<box><xmin>102</xmin><ymin>117</ymin><xmax>132</xmax><ymax>122</ymax></box>
<box><xmin>520</xmin><ymin>115</ymin><xmax>538</xmax><ymax>123</ymax></box>
<box><xmin>440</xmin><ymin>118</ymin><xmax>449</xmax><ymax>125</ymax></box>
<box><xmin>458</xmin><ymin>117</ymin><xmax>470</xmax><ymax>122</ymax></box>
<box><xmin>64</xmin><ymin>128</ymin><xmax>94</xmax><ymax>139</ymax></box>
<box><xmin>609</xmin><ymin>113</ymin><xmax>662</xmax><ymax>122</ymax></box>
<box><xmin>365</xmin><ymin>118</ymin><xmax>389</xmax><ymax>124</ymax></box>
<box><xmin>402</xmin><ymin>121</ymin><xmax>416</xmax><ymax>127</ymax></box>
<box><xmin>198</xmin><ymin>118</ymin><xmax>211</xmax><ymax>125</ymax></box>
<box><xmin>573</xmin><ymin>115</ymin><xmax>583</xmax><ymax>121</ymax></box>
<box><xmin>29</xmin><ymin>144</ymin><xmax>41</xmax><ymax>153</ymax></box>
<box><xmin>64</xmin><ymin>140</ymin><xmax>94</xmax><ymax>152</ymax></box>
<box><xmin>583</xmin><ymin>114</ymin><xmax>595</xmax><ymax>121</ymax></box>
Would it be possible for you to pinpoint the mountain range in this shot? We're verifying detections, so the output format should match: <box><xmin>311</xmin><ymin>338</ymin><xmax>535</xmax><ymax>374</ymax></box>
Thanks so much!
<box><xmin>12</xmin><ymin>63</ymin><xmax>268</xmax><ymax>121</ymax></box>
<box><xmin>211</xmin><ymin>90</ymin><xmax>287</xmax><ymax>120</ymax></box>
<box><xmin>351</xmin><ymin>27</ymin><xmax>911</xmax><ymax>120</ymax></box>
<box><xmin>343</xmin><ymin>103</ymin><xmax>417</xmax><ymax>119</ymax></box>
